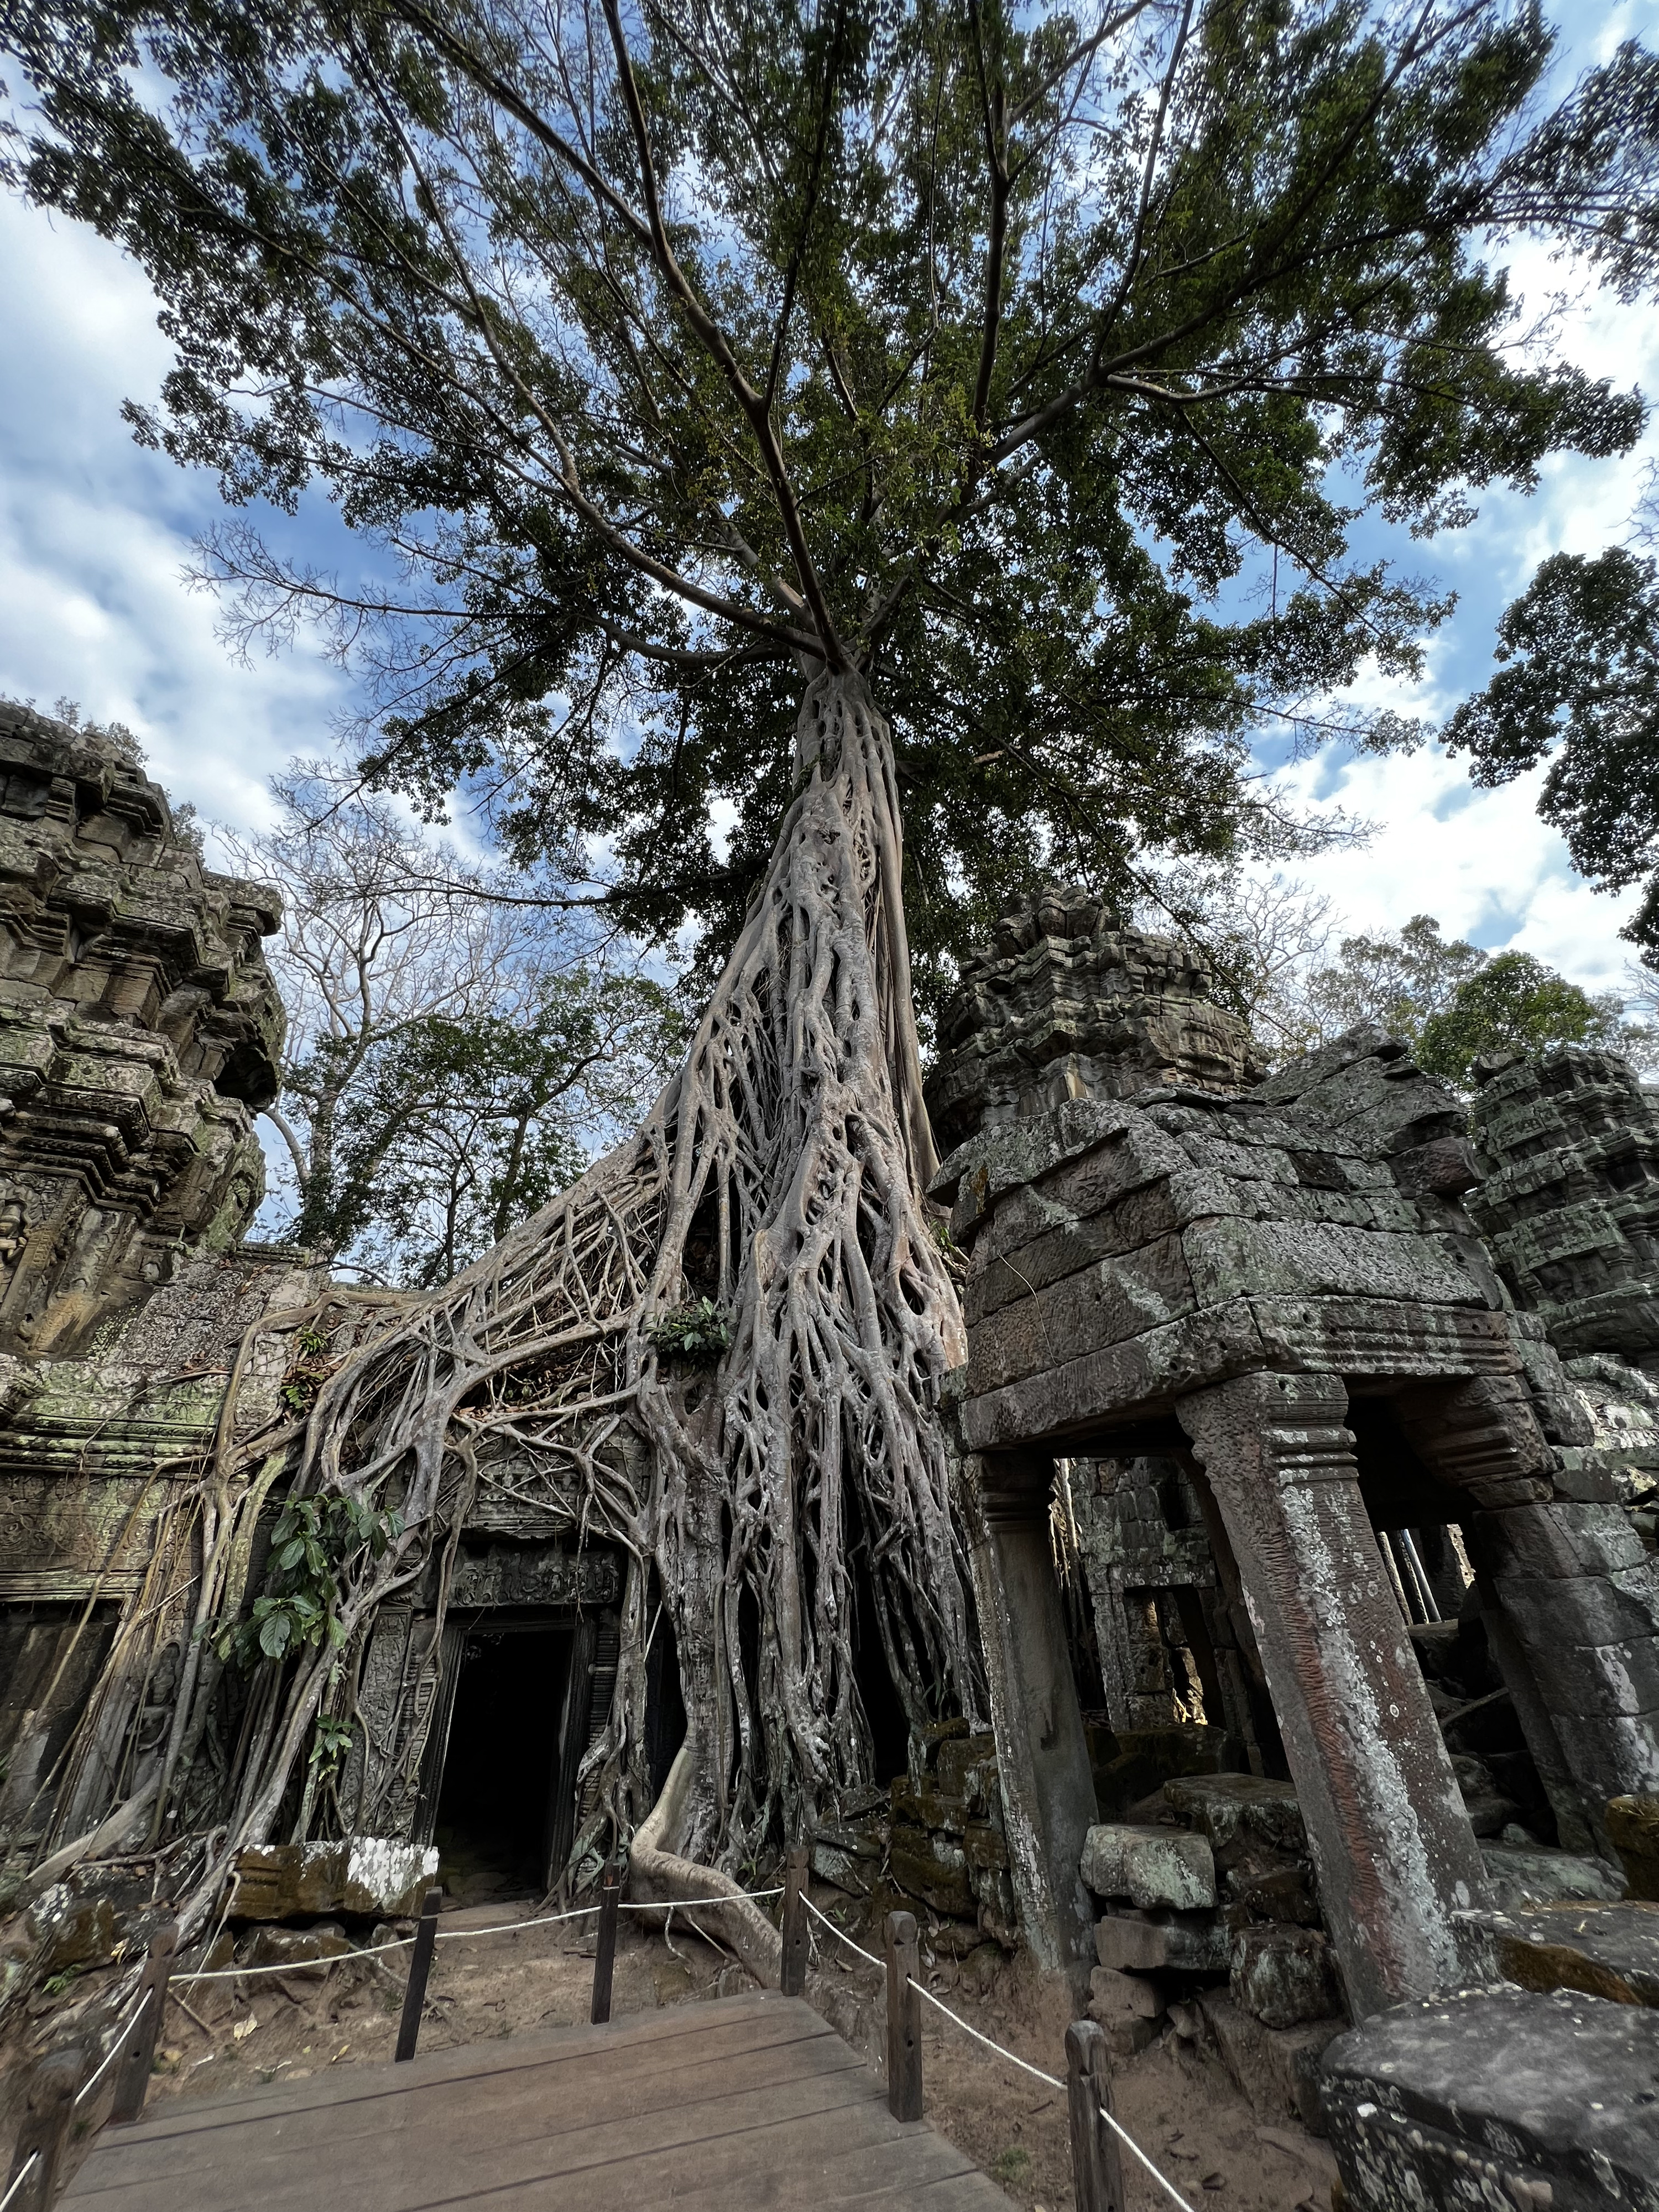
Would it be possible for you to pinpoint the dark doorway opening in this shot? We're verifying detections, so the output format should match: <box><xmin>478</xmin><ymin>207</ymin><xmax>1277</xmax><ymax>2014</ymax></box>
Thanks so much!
<box><xmin>435</xmin><ymin>1626</ymin><xmax>572</xmax><ymax>1902</ymax></box>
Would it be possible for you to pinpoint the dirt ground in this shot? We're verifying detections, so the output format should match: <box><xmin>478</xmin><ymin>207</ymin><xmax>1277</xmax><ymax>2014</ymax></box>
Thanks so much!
<box><xmin>118</xmin><ymin>1882</ymin><xmax>1338</xmax><ymax>2212</ymax></box>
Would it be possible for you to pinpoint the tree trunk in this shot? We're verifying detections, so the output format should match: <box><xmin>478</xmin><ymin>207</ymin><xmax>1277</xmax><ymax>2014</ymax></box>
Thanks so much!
<box><xmin>147</xmin><ymin>670</ymin><xmax>986</xmax><ymax>1904</ymax></box>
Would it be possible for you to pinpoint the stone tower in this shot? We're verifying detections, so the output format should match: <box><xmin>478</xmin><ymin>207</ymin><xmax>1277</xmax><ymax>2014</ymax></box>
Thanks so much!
<box><xmin>0</xmin><ymin>701</ymin><xmax>284</xmax><ymax>1353</ymax></box>
<box><xmin>924</xmin><ymin>885</ymin><xmax>1262</xmax><ymax>1154</ymax></box>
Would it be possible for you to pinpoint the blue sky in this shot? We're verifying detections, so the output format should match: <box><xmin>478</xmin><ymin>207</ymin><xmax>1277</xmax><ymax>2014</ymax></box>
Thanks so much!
<box><xmin>1</xmin><ymin>1</ymin><xmax>1658</xmax><ymax>994</ymax></box>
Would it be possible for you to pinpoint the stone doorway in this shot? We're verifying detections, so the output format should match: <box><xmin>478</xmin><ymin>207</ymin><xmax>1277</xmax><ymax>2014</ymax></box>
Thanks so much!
<box><xmin>426</xmin><ymin>1613</ymin><xmax>595</xmax><ymax>1901</ymax></box>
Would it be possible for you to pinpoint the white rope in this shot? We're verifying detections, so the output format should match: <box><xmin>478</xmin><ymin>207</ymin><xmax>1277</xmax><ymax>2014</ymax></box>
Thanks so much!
<box><xmin>73</xmin><ymin>1994</ymin><xmax>149</xmax><ymax>2107</ymax></box>
<box><xmin>435</xmin><ymin>1905</ymin><xmax>596</xmax><ymax>1940</ymax></box>
<box><xmin>0</xmin><ymin>2153</ymin><xmax>39</xmax><ymax>2212</ymax></box>
<box><xmin>803</xmin><ymin>1893</ymin><xmax>1196</xmax><ymax>2212</ymax></box>
<box><xmin>181</xmin><ymin>1937</ymin><xmax>413</xmax><ymax>1983</ymax></box>
<box><xmin>802</xmin><ymin>1894</ymin><xmax>883</xmax><ymax>1970</ymax></box>
<box><xmin>618</xmin><ymin>1887</ymin><xmax>782</xmax><ymax>1913</ymax></box>
<box><xmin>180</xmin><ymin>1888</ymin><xmax>785</xmax><ymax>1979</ymax></box>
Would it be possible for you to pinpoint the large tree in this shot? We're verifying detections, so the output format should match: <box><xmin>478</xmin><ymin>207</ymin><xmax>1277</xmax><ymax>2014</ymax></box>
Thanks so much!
<box><xmin>9</xmin><ymin>0</ymin><xmax>1659</xmax><ymax>1889</ymax></box>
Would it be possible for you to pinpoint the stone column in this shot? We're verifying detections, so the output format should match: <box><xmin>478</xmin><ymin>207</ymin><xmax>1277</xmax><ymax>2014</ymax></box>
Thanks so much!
<box><xmin>1177</xmin><ymin>1371</ymin><xmax>1485</xmax><ymax>2021</ymax></box>
<box><xmin>964</xmin><ymin>1451</ymin><xmax>1098</xmax><ymax>1987</ymax></box>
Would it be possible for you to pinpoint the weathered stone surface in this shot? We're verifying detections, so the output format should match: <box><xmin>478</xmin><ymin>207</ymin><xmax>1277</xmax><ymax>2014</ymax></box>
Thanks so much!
<box><xmin>1080</xmin><ymin>1822</ymin><xmax>1216</xmax><ymax>1911</ymax></box>
<box><xmin>924</xmin><ymin>887</ymin><xmax>1261</xmax><ymax>1155</ymax></box>
<box><xmin>1162</xmin><ymin>1775</ymin><xmax>1306</xmax><ymax>1864</ymax></box>
<box><xmin>1455</xmin><ymin>1898</ymin><xmax>1659</xmax><ymax>2007</ymax></box>
<box><xmin>1229</xmin><ymin>1922</ymin><xmax>1340</xmax><ymax>2028</ymax></box>
<box><xmin>888</xmin><ymin>1823</ymin><xmax>977</xmax><ymax>1919</ymax></box>
<box><xmin>1088</xmin><ymin>1964</ymin><xmax>1164</xmax><ymax>2021</ymax></box>
<box><xmin>1094</xmin><ymin>1906</ymin><xmax>1232</xmax><ymax>1975</ymax></box>
<box><xmin>1321</xmin><ymin>1986</ymin><xmax>1659</xmax><ymax>2212</ymax></box>
<box><xmin>1478</xmin><ymin>1841</ymin><xmax>1625</xmax><ymax>1910</ymax></box>
<box><xmin>1198</xmin><ymin>1990</ymin><xmax>1342</xmax><ymax>2134</ymax></box>
<box><xmin>226</xmin><ymin>1839</ymin><xmax>439</xmax><ymax>1922</ymax></box>
<box><xmin>1608</xmin><ymin>1793</ymin><xmax>1659</xmax><ymax>1899</ymax></box>
<box><xmin>24</xmin><ymin>1886</ymin><xmax>115</xmax><ymax>1975</ymax></box>
<box><xmin>0</xmin><ymin>701</ymin><xmax>283</xmax><ymax>1357</ymax></box>
<box><xmin>241</xmin><ymin>1922</ymin><xmax>353</xmax><ymax>1974</ymax></box>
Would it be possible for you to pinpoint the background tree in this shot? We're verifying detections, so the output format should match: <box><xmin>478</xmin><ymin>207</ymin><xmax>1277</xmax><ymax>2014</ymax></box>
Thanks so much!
<box><xmin>226</xmin><ymin>776</ymin><xmax>681</xmax><ymax>1282</ymax></box>
<box><xmin>1234</xmin><ymin>907</ymin><xmax>1642</xmax><ymax>1079</ymax></box>
<box><xmin>1415</xmin><ymin>949</ymin><xmax>1628</xmax><ymax>1087</ymax></box>
<box><xmin>1444</xmin><ymin>548</ymin><xmax>1659</xmax><ymax>964</ymax></box>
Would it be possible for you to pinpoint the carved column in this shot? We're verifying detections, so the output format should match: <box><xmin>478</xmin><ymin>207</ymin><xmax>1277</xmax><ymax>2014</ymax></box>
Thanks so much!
<box><xmin>964</xmin><ymin>1451</ymin><xmax>1098</xmax><ymax>1986</ymax></box>
<box><xmin>1177</xmin><ymin>1371</ymin><xmax>1485</xmax><ymax>2020</ymax></box>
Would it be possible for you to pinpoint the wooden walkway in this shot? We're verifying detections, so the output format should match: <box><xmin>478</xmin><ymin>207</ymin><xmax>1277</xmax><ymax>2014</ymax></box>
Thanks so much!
<box><xmin>61</xmin><ymin>1990</ymin><xmax>1014</xmax><ymax>2211</ymax></box>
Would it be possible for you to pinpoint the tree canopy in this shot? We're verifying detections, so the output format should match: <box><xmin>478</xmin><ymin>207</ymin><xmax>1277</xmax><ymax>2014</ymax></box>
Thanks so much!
<box><xmin>1445</xmin><ymin>547</ymin><xmax>1659</xmax><ymax>963</ymax></box>
<box><xmin>5</xmin><ymin>0</ymin><xmax>1659</xmax><ymax>1008</ymax></box>
<box><xmin>1415</xmin><ymin>945</ymin><xmax>1626</xmax><ymax>1086</ymax></box>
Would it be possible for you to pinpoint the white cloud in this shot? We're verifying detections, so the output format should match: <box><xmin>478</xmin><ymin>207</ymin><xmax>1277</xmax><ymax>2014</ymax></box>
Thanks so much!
<box><xmin>0</xmin><ymin>199</ymin><xmax>348</xmax><ymax>838</ymax></box>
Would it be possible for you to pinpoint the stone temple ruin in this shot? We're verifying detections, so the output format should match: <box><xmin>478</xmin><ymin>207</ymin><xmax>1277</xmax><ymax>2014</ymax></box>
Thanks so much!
<box><xmin>2</xmin><ymin>713</ymin><xmax>1657</xmax><ymax>2205</ymax></box>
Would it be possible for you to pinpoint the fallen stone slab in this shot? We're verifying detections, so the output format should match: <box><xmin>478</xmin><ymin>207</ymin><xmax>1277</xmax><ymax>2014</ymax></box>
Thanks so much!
<box><xmin>1089</xmin><ymin>1964</ymin><xmax>1165</xmax><ymax>2020</ymax></box>
<box><xmin>1198</xmin><ymin>1990</ymin><xmax>1340</xmax><ymax>2135</ymax></box>
<box><xmin>1455</xmin><ymin>1898</ymin><xmax>1659</xmax><ymax>2007</ymax></box>
<box><xmin>1478</xmin><ymin>1840</ymin><xmax>1624</xmax><ymax>1910</ymax></box>
<box><xmin>241</xmin><ymin>1921</ymin><xmax>354</xmax><ymax>1974</ymax></box>
<box><xmin>1321</xmin><ymin>1985</ymin><xmax>1659</xmax><ymax>2212</ymax></box>
<box><xmin>1230</xmin><ymin>1922</ymin><xmax>1340</xmax><ymax>2028</ymax></box>
<box><xmin>1162</xmin><ymin>1773</ymin><xmax>1306</xmax><ymax>1863</ymax></box>
<box><xmin>1094</xmin><ymin>1906</ymin><xmax>1232</xmax><ymax>1974</ymax></box>
<box><xmin>226</xmin><ymin>1838</ymin><xmax>439</xmax><ymax>1921</ymax></box>
<box><xmin>1081</xmin><ymin>1822</ymin><xmax>1216</xmax><ymax>1910</ymax></box>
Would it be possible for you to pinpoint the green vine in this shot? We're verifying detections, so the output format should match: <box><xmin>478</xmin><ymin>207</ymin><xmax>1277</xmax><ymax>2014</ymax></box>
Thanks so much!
<box><xmin>205</xmin><ymin>1494</ymin><xmax>403</xmax><ymax>1670</ymax></box>
<box><xmin>645</xmin><ymin>1297</ymin><xmax>733</xmax><ymax>1365</ymax></box>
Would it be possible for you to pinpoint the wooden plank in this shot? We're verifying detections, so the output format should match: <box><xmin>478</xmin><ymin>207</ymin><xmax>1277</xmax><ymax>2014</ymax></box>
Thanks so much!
<box><xmin>84</xmin><ymin>1992</ymin><xmax>797</xmax><ymax>2142</ymax></box>
<box><xmin>67</xmin><ymin>2063</ymin><xmax>888</xmax><ymax>2212</ymax></box>
<box><xmin>399</xmin><ymin>2089</ymin><xmax>1005</xmax><ymax>2212</ymax></box>
<box><xmin>67</xmin><ymin>2013</ymin><xmax>865</xmax><ymax>2204</ymax></box>
<box><xmin>76</xmin><ymin>1998</ymin><xmax>832</xmax><ymax>2163</ymax></box>
<box><xmin>66</xmin><ymin>1992</ymin><xmax>1015</xmax><ymax>2212</ymax></box>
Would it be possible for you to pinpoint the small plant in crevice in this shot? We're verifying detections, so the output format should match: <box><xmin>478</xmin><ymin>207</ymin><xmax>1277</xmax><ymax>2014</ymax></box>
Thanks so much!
<box><xmin>203</xmin><ymin>1494</ymin><xmax>403</xmax><ymax>1669</ymax></box>
<box><xmin>645</xmin><ymin>1297</ymin><xmax>733</xmax><ymax>1366</ymax></box>
<box><xmin>279</xmin><ymin>1324</ymin><xmax>335</xmax><ymax>1413</ymax></box>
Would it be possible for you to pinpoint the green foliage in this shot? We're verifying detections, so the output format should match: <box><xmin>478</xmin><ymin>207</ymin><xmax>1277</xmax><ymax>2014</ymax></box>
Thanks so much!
<box><xmin>1416</xmin><ymin>951</ymin><xmax>1625</xmax><ymax>1087</ymax></box>
<box><xmin>1446</xmin><ymin>547</ymin><xmax>1659</xmax><ymax>959</ymax></box>
<box><xmin>294</xmin><ymin>965</ymin><xmax>682</xmax><ymax>1282</ymax></box>
<box><xmin>207</xmin><ymin>1494</ymin><xmax>403</xmax><ymax>1670</ymax></box>
<box><xmin>307</xmin><ymin>1709</ymin><xmax>356</xmax><ymax>1778</ymax></box>
<box><xmin>645</xmin><ymin>1298</ymin><xmax>733</xmax><ymax>1365</ymax></box>
<box><xmin>279</xmin><ymin>1324</ymin><xmax>334</xmax><ymax>1412</ymax></box>
<box><xmin>1303</xmin><ymin>915</ymin><xmax>1489</xmax><ymax>1051</ymax></box>
<box><xmin>4</xmin><ymin>2</ymin><xmax>1655</xmax><ymax>1013</ymax></box>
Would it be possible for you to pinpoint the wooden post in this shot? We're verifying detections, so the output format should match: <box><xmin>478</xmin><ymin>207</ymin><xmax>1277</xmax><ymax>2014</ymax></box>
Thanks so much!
<box><xmin>590</xmin><ymin>1855</ymin><xmax>622</xmax><ymax>2025</ymax></box>
<box><xmin>884</xmin><ymin>1909</ymin><xmax>922</xmax><ymax>2122</ymax></box>
<box><xmin>395</xmin><ymin>1886</ymin><xmax>442</xmax><ymax>2063</ymax></box>
<box><xmin>5</xmin><ymin>2048</ymin><xmax>86</xmax><ymax>2211</ymax></box>
<box><xmin>109</xmin><ymin>1918</ymin><xmax>179</xmax><ymax>2124</ymax></box>
<box><xmin>780</xmin><ymin>1844</ymin><xmax>810</xmax><ymax>1997</ymax></box>
<box><xmin>1066</xmin><ymin>2018</ymin><xmax>1124</xmax><ymax>2212</ymax></box>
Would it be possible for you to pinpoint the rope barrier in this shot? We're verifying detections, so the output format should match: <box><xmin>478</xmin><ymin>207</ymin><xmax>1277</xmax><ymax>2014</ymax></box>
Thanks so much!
<box><xmin>0</xmin><ymin>2154</ymin><xmax>38</xmax><ymax>2212</ymax></box>
<box><xmin>802</xmin><ymin>1894</ymin><xmax>883</xmax><ymax>1970</ymax></box>
<box><xmin>180</xmin><ymin>1887</ymin><xmax>786</xmax><ymax>1979</ymax></box>
<box><xmin>803</xmin><ymin>1891</ymin><xmax>1198</xmax><ymax>2212</ymax></box>
<box><xmin>72</xmin><ymin>1991</ymin><xmax>149</xmax><ymax>2107</ymax></box>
